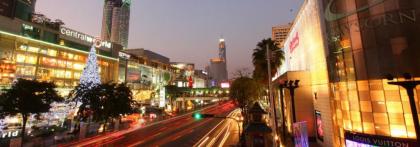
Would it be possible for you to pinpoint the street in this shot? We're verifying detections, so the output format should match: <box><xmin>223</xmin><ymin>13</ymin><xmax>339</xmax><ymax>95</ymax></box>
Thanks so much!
<box><xmin>58</xmin><ymin>101</ymin><xmax>239</xmax><ymax>147</ymax></box>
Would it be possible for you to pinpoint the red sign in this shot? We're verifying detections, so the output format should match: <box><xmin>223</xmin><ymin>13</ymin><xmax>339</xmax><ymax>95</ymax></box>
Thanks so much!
<box><xmin>289</xmin><ymin>32</ymin><xmax>299</xmax><ymax>53</ymax></box>
<box><xmin>188</xmin><ymin>76</ymin><xmax>193</xmax><ymax>88</ymax></box>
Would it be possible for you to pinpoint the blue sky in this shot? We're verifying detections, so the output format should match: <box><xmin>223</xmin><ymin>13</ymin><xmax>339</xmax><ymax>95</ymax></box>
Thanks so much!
<box><xmin>36</xmin><ymin>0</ymin><xmax>303</xmax><ymax>76</ymax></box>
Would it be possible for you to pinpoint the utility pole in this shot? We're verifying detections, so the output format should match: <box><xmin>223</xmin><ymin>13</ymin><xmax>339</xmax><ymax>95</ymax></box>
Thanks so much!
<box><xmin>266</xmin><ymin>45</ymin><xmax>279</xmax><ymax>145</ymax></box>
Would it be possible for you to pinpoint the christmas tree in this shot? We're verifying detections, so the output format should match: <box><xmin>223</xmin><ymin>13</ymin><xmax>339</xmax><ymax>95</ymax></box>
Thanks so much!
<box><xmin>79</xmin><ymin>45</ymin><xmax>101</xmax><ymax>89</ymax></box>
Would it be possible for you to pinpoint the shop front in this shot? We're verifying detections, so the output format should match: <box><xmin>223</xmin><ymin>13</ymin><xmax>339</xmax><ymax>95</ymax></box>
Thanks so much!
<box><xmin>0</xmin><ymin>23</ymin><xmax>119</xmax><ymax>139</ymax></box>
<box><xmin>321</xmin><ymin>0</ymin><xmax>420</xmax><ymax>146</ymax></box>
<box><xmin>0</xmin><ymin>30</ymin><xmax>118</xmax><ymax>96</ymax></box>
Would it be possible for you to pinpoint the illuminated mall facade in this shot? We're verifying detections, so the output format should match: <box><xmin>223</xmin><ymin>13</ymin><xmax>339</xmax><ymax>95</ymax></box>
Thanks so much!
<box><xmin>273</xmin><ymin>0</ymin><xmax>420</xmax><ymax>146</ymax></box>
<box><xmin>0</xmin><ymin>14</ymin><xmax>120</xmax><ymax>96</ymax></box>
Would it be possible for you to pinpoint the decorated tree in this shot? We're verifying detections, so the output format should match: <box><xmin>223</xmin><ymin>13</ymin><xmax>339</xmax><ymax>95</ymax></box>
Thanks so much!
<box><xmin>68</xmin><ymin>45</ymin><xmax>102</xmax><ymax>131</ymax></box>
<box><xmin>79</xmin><ymin>45</ymin><xmax>101</xmax><ymax>88</ymax></box>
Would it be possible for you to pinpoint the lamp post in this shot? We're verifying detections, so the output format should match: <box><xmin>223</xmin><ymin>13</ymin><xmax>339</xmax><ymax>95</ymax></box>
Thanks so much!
<box><xmin>281</xmin><ymin>80</ymin><xmax>299</xmax><ymax>123</ymax></box>
<box><xmin>386</xmin><ymin>73</ymin><xmax>420</xmax><ymax>143</ymax></box>
<box><xmin>278</xmin><ymin>84</ymin><xmax>286</xmax><ymax>143</ymax></box>
<box><xmin>266</xmin><ymin>46</ymin><xmax>279</xmax><ymax>145</ymax></box>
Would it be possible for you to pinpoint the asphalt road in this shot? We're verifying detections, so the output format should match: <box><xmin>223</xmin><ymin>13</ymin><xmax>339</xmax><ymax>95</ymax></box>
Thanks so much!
<box><xmin>59</xmin><ymin>101</ymin><xmax>237</xmax><ymax>147</ymax></box>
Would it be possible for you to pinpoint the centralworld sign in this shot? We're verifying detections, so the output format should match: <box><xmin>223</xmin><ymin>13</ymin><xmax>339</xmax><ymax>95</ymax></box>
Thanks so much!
<box><xmin>60</xmin><ymin>27</ymin><xmax>112</xmax><ymax>49</ymax></box>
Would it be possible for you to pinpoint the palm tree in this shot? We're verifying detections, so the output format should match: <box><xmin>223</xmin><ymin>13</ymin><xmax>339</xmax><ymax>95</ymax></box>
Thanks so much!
<box><xmin>252</xmin><ymin>38</ymin><xmax>285</xmax><ymax>84</ymax></box>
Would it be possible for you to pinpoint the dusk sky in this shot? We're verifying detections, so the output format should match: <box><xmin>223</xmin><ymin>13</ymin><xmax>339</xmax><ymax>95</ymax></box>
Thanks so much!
<box><xmin>36</xmin><ymin>0</ymin><xmax>303</xmax><ymax>76</ymax></box>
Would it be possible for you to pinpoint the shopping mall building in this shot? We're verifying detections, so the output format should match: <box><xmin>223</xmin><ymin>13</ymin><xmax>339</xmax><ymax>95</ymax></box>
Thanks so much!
<box><xmin>273</xmin><ymin>0</ymin><xmax>420</xmax><ymax>146</ymax></box>
<box><xmin>118</xmin><ymin>49</ymin><xmax>174</xmax><ymax>107</ymax></box>
<box><xmin>0</xmin><ymin>12</ymin><xmax>120</xmax><ymax>95</ymax></box>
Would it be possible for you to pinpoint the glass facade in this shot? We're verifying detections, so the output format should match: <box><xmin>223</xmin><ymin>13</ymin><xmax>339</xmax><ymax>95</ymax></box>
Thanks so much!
<box><xmin>119</xmin><ymin>55</ymin><xmax>172</xmax><ymax>104</ymax></box>
<box><xmin>321</xmin><ymin>0</ymin><xmax>420</xmax><ymax>146</ymax></box>
<box><xmin>0</xmin><ymin>30</ymin><xmax>118</xmax><ymax>96</ymax></box>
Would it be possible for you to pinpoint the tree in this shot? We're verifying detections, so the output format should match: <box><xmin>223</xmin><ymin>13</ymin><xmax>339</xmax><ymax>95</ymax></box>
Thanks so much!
<box><xmin>229</xmin><ymin>77</ymin><xmax>263</xmax><ymax>118</ymax></box>
<box><xmin>0</xmin><ymin>79</ymin><xmax>63</xmax><ymax>141</ymax></box>
<box><xmin>165</xmin><ymin>85</ymin><xmax>191</xmax><ymax>110</ymax></box>
<box><xmin>100</xmin><ymin>83</ymin><xmax>136</xmax><ymax>131</ymax></box>
<box><xmin>232</xmin><ymin>68</ymin><xmax>252</xmax><ymax>78</ymax></box>
<box><xmin>68</xmin><ymin>84</ymin><xmax>102</xmax><ymax>122</ymax></box>
<box><xmin>252</xmin><ymin>38</ymin><xmax>285</xmax><ymax>84</ymax></box>
<box><xmin>69</xmin><ymin>83</ymin><xmax>136</xmax><ymax>131</ymax></box>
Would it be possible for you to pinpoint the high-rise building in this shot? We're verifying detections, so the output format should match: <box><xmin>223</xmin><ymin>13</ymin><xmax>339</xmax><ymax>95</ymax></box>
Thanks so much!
<box><xmin>0</xmin><ymin>0</ymin><xmax>36</xmax><ymax>20</ymax></box>
<box><xmin>101</xmin><ymin>0</ymin><xmax>131</xmax><ymax>48</ymax></box>
<box><xmin>219</xmin><ymin>38</ymin><xmax>226</xmax><ymax>62</ymax></box>
<box><xmin>272</xmin><ymin>24</ymin><xmax>291</xmax><ymax>48</ymax></box>
<box><xmin>208</xmin><ymin>38</ymin><xmax>228</xmax><ymax>87</ymax></box>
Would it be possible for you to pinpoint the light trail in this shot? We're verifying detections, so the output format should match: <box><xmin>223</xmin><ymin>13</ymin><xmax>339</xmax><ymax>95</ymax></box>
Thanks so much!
<box><xmin>194</xmin><ymin>108</ymin><xmax>240</xmax><ymax>147</ymax></box>
<box><xmin>61</xmin><ymin>103</ymin><xmax>221</xmax><ymax>147</ymax></box>
<box><xmin>218</xmin><ymin>126</ymin><xmax>231</xmax><ymax>147</ymax></box>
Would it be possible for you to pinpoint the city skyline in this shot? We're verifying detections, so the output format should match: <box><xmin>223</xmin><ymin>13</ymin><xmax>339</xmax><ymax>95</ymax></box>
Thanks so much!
<box><xmin>36</xmin><ymin>0</ymin><xmax>303</xmax><ymax>75</ymax></box>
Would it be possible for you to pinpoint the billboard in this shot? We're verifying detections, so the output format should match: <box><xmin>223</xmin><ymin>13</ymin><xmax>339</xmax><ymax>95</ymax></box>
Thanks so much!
<box><xmin>315</xmin><ymin>110</ymin><xmax>324</xmax><ymax>141</ymax></box>
<box><xmin>293</xmin><ymin>121</ymin><xmax>309</xmax><ymax>147</ymax></box>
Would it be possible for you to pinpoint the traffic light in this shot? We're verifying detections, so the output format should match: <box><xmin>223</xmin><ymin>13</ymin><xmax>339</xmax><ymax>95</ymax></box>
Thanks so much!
<box><xmin>192</xmin><ymin>113</ymin><xmax>215</xmax><ymax>120</ymax></box>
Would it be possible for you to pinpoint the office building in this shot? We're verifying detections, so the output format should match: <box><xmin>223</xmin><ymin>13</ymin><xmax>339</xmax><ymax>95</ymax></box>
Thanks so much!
<box><xmin>101</xmin><ymin>0</ymin><xmax>131</xmax><ymax>48</ymax></box>
<box><xmin>207</xmin><ymin>38</ymin><xmax>228</xmax><ymax>87</ymax></box>
<box><xmin>272</xmin><ymin>24</ymin><xmax>291</xmax><ymax>48</ymax></box>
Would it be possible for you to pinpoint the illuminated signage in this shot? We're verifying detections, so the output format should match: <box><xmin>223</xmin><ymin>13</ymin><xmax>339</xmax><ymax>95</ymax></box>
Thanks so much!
<box><xmin>315</xmin><ymin>110</ymin><xmax>324</xmax><ymax>141</ymax></box>
<box><xmin>22</xmin><ymin>24</ymin><xmax>33</xmax><ymax>30</ymax></box>
<box><xmin>119</xmin><ymin>52</ymin><xmax>131</xmax><ymax>59</ymax></box>
<box><xmin>1</xmin><ymin>130</ymin><xmax>19</xmax><ymax>139</ymax></box>
<box><xmin>220</xmin><ymin>82</ymin><xmax>230</xmax><ymax>88</ymax></box>
<box><xmin>345</xmin><ymin>132</ymin><xmax>418</xmax><ymax>147</ymax></box>
<box><xmin>293</xmin><ymin>121</ymin><xmax>309</xmax><ymax>147</ymax></box>
<box><xmin>289</xmin><ymin>32</ymin><xmax>299</xmax><ymax>53</ymax></box>
<box><xmin>159</xmin><ymin>88</ymin><xmax>166</xmax><ymax>108</ymax></box>
<box><xmin>60</xmin><ymin>27</ymin><xmax>111</xmax><ymax>48</ymax></box>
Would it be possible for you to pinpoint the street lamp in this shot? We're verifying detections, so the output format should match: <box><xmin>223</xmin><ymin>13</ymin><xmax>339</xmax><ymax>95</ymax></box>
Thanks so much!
<box><xmin>280</xmin><ymin>80</ymin><xmax>299</xmax><ymax>123</ymax></box>
<box><xmin>386</xmin><ymin>73</ymin><xmax>420</xmax><ymax>143</ymax></box>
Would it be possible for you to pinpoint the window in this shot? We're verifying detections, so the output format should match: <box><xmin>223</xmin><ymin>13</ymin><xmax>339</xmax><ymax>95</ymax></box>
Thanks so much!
<box><xmin>27</xmin><ymin>46</ymin><xmax>39</xmax><ymax>53</ymax></box>
<box><xmin>16</xmin><ymin>54</ymin><xmax>37</xmax><ymax>64</ymax></box>
<box><xmin>47</xmin><ymin>49</ymin><xmax>57</xmax><ymax>57</ymax></box>
<box><xmin>41</xmin><ymin>57</ymin><xmax>57</xmax><ymax>67</ymax></box>
<box><xmin>16</xmin><ymin>65</ymin><xmax>36</xmax><ymax>76</ymax></box>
